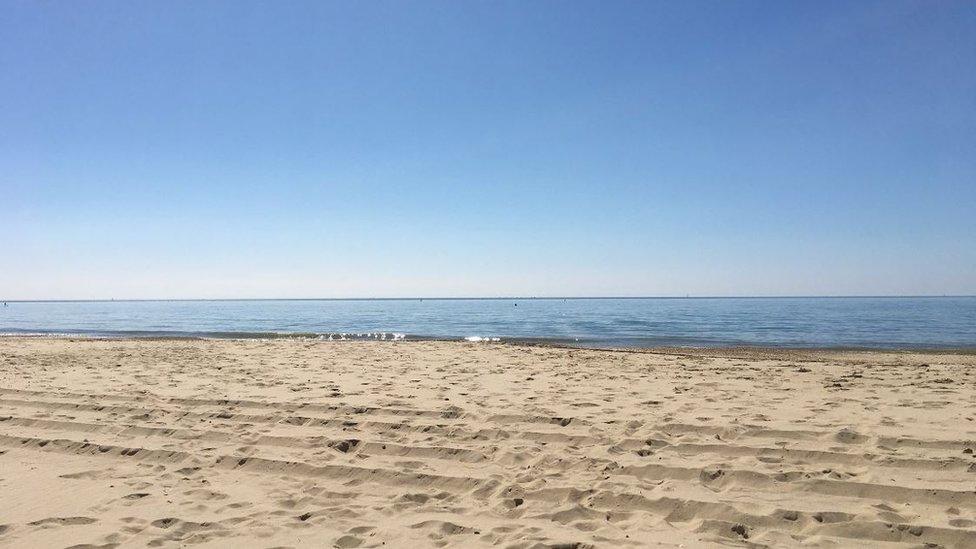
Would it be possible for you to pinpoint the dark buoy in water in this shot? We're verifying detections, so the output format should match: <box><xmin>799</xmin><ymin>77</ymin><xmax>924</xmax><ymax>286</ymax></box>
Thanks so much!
<box><xmin>514</xmin><ymin>302</ymin><xmax>518</xmax><ymax>307</ymax></box>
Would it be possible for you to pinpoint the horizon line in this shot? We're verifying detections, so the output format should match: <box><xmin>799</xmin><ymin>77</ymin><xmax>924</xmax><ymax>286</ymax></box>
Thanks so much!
<box><xmin>2</xmin><ymin>295</ymin><xmax>974</xmax><ymax>303</ymax></box>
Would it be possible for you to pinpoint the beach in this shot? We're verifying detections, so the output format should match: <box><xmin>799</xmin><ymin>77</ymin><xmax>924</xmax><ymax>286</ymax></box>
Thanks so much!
<box><xmin>0</xmin><ymin>338</ymin><xmax>974</xmax><ymax>548</ymax></box>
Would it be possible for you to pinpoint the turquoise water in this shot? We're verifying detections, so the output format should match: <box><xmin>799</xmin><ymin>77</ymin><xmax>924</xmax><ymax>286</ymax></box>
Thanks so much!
<box><xmin>1</xmin><ymin>297</ymin><xmax>974</xmax><ymax>349</ymax></box>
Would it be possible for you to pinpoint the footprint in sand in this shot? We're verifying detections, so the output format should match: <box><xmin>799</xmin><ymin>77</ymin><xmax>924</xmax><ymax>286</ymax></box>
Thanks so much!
<box><xmin>28</xmin><ymin>517</ymin><xmax>98</xmax><ymax>527</ymax></box>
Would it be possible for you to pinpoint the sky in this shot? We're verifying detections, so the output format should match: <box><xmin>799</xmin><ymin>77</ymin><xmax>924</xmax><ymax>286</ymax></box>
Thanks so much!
<box><xmin>2</xmin><ymin>1</ymin><xmax>974</xmax><ymax>299</ymax></box>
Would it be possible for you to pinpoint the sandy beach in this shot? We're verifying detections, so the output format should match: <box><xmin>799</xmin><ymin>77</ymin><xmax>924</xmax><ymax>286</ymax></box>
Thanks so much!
<box><xmin>0</xmin><ymin>338</ymin><xmax>974</xmax><ymax>548</ymax></box>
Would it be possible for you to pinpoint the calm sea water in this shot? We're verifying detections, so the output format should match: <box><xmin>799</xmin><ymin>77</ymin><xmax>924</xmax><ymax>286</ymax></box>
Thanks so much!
<box><xmin>1</xmin><ymin>297</ymin><xmax>974</xmax><ymax>349</ymax></box>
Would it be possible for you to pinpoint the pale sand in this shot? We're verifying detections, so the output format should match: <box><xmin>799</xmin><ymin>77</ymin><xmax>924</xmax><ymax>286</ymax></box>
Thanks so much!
<box><xmin>1</xmin><ymin>338</ymin><xmax>975</xmax><ymax>548</ymax></box>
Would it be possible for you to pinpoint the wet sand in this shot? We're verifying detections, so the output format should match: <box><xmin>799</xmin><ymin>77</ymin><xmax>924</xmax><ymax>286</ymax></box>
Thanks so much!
<box><xmin>0</xmin><ymin>337</ymin><xmax>974</xmax><ymax>548</ymax></box>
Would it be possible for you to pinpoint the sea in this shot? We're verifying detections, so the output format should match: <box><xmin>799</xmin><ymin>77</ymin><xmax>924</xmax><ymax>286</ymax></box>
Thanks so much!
<box><xmin>2</xmin><ymin>297</ymin><xmax>975</xmax><ymax>349</ymax></box>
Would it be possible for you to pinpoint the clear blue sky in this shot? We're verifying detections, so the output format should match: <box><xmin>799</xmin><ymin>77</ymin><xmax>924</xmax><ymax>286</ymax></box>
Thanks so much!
<box><xmin>2</xmin><ymin>1</ymin><xmax>974</xmax><ymax>299</ymax></box>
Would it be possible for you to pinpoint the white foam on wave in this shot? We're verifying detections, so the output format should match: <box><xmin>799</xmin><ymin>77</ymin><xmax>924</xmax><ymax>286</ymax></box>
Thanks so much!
<box><xmin>323</xmin><ymin>332</ymin><xmax>406</xmax><ymax>341</ymax></box>
<box><xmin>464</xmin><ymin>336</ymin><xmax>501</xmax><ymax>342</ymax></box>
<box><xmin>0</xmin><ymin>332</ymin><xmax>77</xmax><ymax>338</ymax></box>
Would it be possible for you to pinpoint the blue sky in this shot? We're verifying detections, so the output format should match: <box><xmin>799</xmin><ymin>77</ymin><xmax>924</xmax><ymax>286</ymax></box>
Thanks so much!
<box><xmin>2</xmin><ymin>1</ymin><xmax>974</xmax><ymax>299</ymax></box>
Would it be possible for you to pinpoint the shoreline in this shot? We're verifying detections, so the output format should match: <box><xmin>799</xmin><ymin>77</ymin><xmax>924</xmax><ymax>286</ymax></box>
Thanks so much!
<box><xmin>3</xmin><ymin>333</ymin><xmax>975</xmax><ymax>356</ymax></box>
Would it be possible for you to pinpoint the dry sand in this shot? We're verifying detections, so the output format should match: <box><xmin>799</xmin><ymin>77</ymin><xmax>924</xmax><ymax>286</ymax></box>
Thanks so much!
<box><xmin>0</xmin><ymin>338</ymin><xmax>975</xmax><ymax>548</ymax></box>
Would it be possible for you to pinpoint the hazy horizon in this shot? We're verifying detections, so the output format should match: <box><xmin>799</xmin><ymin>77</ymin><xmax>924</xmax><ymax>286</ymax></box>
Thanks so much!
<box><xmin>3</xmin><ymin>295</ymin><xmax>976</xmax><ymax>304</ymax></box>
<box><xmin>3</xmin><ymin>1</ymin><xmax>974</xmax><ymax>300</ymax></box>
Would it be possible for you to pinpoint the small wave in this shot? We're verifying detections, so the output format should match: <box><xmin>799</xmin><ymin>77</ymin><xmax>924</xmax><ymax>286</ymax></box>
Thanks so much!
<box><xmin>464</xmin><ymin>336</ymin><xmax>501</xmax><ymax>342</ymax></box>
<box><xmin>322</xmin><ymin>332</ymin><xmax>405</xmax><ymax>341</ymax></box>
<box><xmin>0</xmin><ymin>332</ymin><xmax>80</xmax><ymax>338</ymax></box>
<box><xmin>0</xmin><ymin>330</ymin><xmax>408</xmax><ymax>342</ymax></box>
